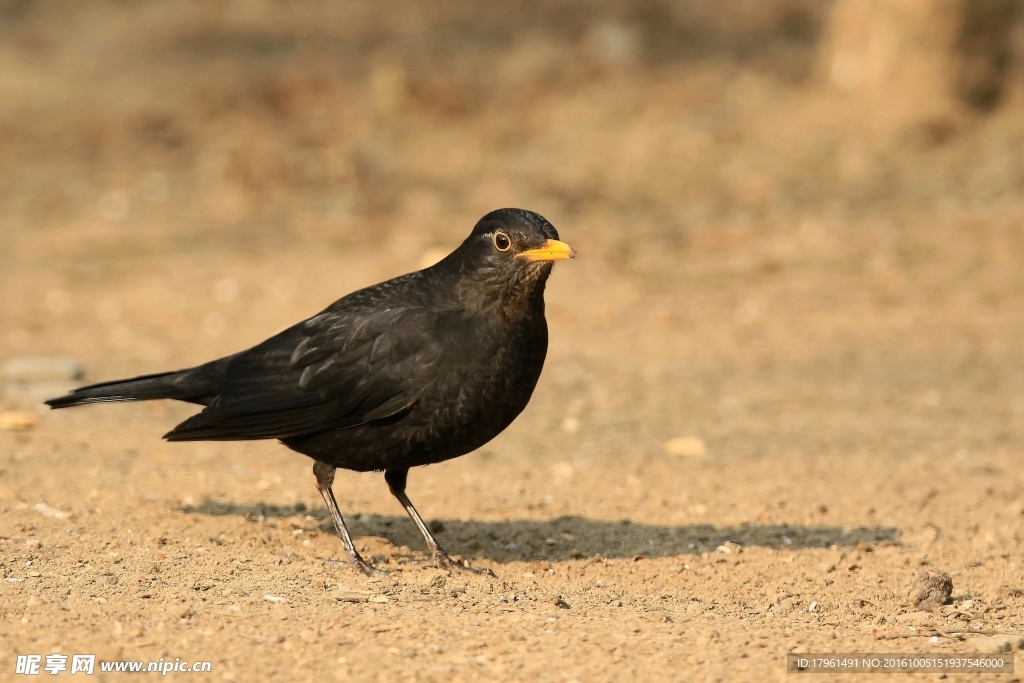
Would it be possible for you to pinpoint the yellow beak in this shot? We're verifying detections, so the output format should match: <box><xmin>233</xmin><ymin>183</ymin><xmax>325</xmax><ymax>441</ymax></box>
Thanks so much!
<box><xmin>518</xmin><ymin>239</ymin><xmax>576</xmax><ymax>262</ymax></box>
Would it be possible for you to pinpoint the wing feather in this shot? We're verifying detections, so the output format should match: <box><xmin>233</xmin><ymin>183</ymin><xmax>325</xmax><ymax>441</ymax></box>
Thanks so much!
<box><xmin>164</xmin><ymin>302</ymin><xmax>440</xmax><ymax>442</ymax></box>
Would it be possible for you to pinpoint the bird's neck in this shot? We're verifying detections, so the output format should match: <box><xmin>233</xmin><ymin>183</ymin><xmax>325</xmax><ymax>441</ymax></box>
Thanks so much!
<box><xmin>455</xmin><ymin>269</ymin><xmax>549</xmax><ymax>322</ymax></box>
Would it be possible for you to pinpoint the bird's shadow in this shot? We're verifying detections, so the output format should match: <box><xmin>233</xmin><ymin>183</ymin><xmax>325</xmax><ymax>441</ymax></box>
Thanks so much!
<box><xmin>183</xmin><ymin>499</ymin><xmax>899</xmax><ymax>562</ymax></box>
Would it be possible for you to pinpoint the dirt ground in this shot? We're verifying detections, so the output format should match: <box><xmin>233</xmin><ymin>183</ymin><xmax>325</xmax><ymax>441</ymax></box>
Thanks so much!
<box><xmin>3</xmin><ymin>2</ymin><xmax>1024</xmax><ymax>682</ymax></box>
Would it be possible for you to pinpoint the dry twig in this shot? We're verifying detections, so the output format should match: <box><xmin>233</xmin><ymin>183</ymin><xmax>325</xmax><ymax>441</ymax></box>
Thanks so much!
<box><xmin>874</xmin><ymin>628</ymin><xmax>1016</xmax><ymax>640</ymax></box>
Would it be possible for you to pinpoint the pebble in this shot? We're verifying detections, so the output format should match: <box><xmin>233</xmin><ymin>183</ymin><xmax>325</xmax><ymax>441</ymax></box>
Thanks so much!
<box><xmin>33</xmin><ymin>503</ymin><xmax>71</xmax><ymax>519</ymax></box>
<box><xmin>909</xmin><ymin>568</ymin><xmax>953</xmax><ymax>610</ymax></box>
<box><xmin>663</xmin><ymin>436</ymin><xmax>706</xmax><ymax>457</ymax></box>
<box><xmin>0</xmin><ymin>411</ymin><xmax>41</xmax><ymax>431</ymax></box>
<box><xmin>333</xmin><ymin>590</ymin><xmax>371</xmax><ymax>603</ymax></box>
<box><xmin>263</xmin><ymin>594</ymin><xmax>288</xmax><ymax>604</ymax></box>
<box><xmin>2</xmin><ymin>356</ymin><xmax>84</xmax><ymax>382</ymax></box>
<box><xmin>299</xmin><ymin>629</ymin><xmax>318</xmax><ymax>643</ymax></box>
<box><xmin>971</xmin><ymin>635</ymin><xmax>1024</xmax><ymax>653</ymax></box>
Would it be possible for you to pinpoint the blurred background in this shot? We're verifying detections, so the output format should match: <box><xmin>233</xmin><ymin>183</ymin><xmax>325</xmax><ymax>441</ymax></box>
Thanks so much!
<box><xmin>1</xmin><ymin>0</ymin><xmax>1023</xmax><ymax>260</ymax></box>
<box><xmin>3</xmin><ymin>0</ymin><xmax>1024</xmax><ymax>473</ymax></box>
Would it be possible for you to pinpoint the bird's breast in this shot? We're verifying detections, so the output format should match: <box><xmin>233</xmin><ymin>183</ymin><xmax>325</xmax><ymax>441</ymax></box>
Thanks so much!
<box><xmin>409</xmin><ymin>311</ymin><xmax>548</xmax><ymax>460</ymax></box>
<box><xmin>283</xmin><ymin>308</ymin><xmax>549</xmax><ymax>471</ymax></box>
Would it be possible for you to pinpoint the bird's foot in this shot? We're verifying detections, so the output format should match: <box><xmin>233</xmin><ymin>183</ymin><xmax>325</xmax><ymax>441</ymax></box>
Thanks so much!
<box><xmin>352</xmin><ymin>558</ymin><xmax>390</xmax><ymax>576</ymax></box>
<box><xmin>320</xmin><ymin>556</ymin><xmax>389</xmax><ymax>576</ymax></box>
<box><xmin>432</xmin><ymin>551</ymin><xmax>495</xmax><ymax>577</ymax></box>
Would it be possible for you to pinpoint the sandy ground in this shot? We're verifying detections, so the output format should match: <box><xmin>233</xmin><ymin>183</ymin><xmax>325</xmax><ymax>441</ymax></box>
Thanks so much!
<box><xmin>4</xmin><ymin>218</ymin><xmax>1024</xmax><ymax>682</ymax></box>
<box><xmin>3</xmin><ymin>2</ymin><xmax>1024</xmax><ymax>682</ymax></box>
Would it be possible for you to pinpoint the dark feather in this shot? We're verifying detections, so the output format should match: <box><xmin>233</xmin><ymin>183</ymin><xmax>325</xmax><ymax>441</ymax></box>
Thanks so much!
<box><xmin>160</xmin><ymin>300</ymin><xmax>441</xmax><ymax>441</ymax></box>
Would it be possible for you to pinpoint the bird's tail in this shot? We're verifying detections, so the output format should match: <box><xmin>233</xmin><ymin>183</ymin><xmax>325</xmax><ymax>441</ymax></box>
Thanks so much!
<box><xmin>45</xmin><ymin>369</ymin><xmax>210</xmax><ymax>409</ymax></box>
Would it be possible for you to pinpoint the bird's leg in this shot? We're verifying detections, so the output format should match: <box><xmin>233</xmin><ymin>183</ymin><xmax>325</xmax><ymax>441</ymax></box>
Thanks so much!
<box><xmin>313</xmin><ymin>461</ymin><xmax>384</xmax><ymax>576</ymax></box>
<box><xmin>384</xmin><ymin>468</ymin><xmax>494</xmax><ymax>577</ymax></box>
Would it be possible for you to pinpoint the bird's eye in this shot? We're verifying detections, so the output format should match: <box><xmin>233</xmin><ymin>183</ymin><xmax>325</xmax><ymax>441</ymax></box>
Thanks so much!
<box><xmin>493</xmin><ymin>232</ymin><xmax>511</xmax><ymax>251</ymax></box>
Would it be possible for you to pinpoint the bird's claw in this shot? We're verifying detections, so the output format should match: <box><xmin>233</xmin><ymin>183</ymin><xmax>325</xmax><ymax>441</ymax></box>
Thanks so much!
<box><xmin>320</xmin><ymin>556</ymin><xmax>389</xmax><ymax>576</ymax></box>
<box><xmin>352</xmin><ymin>557</ymin><xmax>390</xmax><ymax>576</ymax></box>
<box><xmin>433</xmin><ymin>551</ymin><xmax>495</xmax><ymax>577</ymax></box>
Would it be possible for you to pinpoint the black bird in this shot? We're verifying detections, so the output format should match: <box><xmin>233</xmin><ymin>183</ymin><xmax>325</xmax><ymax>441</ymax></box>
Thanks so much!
<box><xmin>47</xmin><ymin>208</ymin><xmax>574</xmax><ymax>575</ymax></box>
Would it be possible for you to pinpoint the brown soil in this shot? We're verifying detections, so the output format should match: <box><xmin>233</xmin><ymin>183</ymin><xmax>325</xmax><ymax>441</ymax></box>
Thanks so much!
<box><xmin>2</xmin><ymin>2</ymin><xmax>1024</xmax><ymax>681</ymax></box>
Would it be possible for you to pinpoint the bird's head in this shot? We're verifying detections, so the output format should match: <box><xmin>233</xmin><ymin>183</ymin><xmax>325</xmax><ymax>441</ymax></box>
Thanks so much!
<box><xmin>445</xmin><ymin>208</ymin><xmax>575</xmax><ymax>314</ymax></box>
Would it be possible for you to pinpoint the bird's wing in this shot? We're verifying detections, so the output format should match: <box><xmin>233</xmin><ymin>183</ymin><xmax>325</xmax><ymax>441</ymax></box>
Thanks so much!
<box><xmin>164</xmin><ymin>305</ymin><xmax>443</xmax><ymax>441</ymax></box>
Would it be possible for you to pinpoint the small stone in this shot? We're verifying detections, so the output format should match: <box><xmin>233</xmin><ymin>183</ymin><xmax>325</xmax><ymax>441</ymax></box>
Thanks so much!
<box><xmin>24</xmin><ymin>539</ymin><xmax>41</xmax><ymax>549</ymax></box>
<box><xmin>299</xmin><ymin>629</ymin><xmax>317</xmax><ymax>643</ymax></box>
<box><xmin>553</xmin><ymin>597</ymin><xmax>571</xmax><ymax>609</ymax></box>
<box><xmin>971</xmin><ymin>635</ymin><xmax>1024</xmax><ymax>653</ymax></box>
<box><xmin>263</xmin><ymin>594</ymin><xmax>288</xmax><ymax>604</ymax></box>
<box><xmin>0</xmin><ymin>411</ymin><xmax>41</xmax><ymax>431</ymax></box>
<box><xmin>1</xmin><ymin>356</ymin><xmax>84</xmax><ymax>382</ymax></box>
<box><xmin>368</xmin><ymin>594</ymin><xmax>388</xmax><ymax>604</ymax></box>
<box><xmin>26</xmin><ymin>595</ymin><xmax>41</xmax><ymax>607</ymax></box>
<box><xmin>99</xmin><ymin>574</ymin><xmax>119</xmax><ymax>586</ymax></box>
<box><xmin>333</xmin><ymin>590</ymin><xmax>371</xmax><ymax>603</ymax></box>
<box><xmin>909</xmin><ymin>569</ymin><xmax>953</xmax><ymax>610</ymax></box>
<box><xmin>33</xmin><ymin>503</ymin><xmax>71</xmax><ymax>520</ymax></box>
<box><xmin>663</xmin><ymin>436</ymin><xmax>706</xmax><ymax>457</ymax></box>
